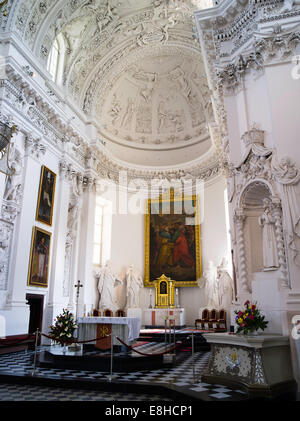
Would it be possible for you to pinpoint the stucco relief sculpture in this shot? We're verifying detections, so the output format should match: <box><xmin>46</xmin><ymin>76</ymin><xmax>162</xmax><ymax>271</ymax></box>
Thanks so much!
<box><xmin>280</xmin><ymin>0</ymin><xmax>300</xmax><ymax>13</ymax></box>
<box><xmin>258</xmin><ymin>199</ymin><xmax>279</xmax><ymax>270</ymax></box>
<box><xmin>3</xmin><ymin>145</ymin><xmax>23</xmax><ymax>203</ymax></box>
<box><xmin>125</xmin><ymin>264</ymin><xmax>143</xmax><ymax>309</ymax></box>
<box><xmin>272</xmin><ymin>157</ymin><xmax>300</xmax><ymax>267</ymax></box>
<box><xmin>96</xmin><ymin>260</ymin><xmax>123</xmax><ymax>311</ymax></box>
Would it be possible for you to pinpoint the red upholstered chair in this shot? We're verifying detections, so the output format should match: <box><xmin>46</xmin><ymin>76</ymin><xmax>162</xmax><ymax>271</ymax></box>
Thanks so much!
<box><xmin>218</xmin><ymin>309</ymin><xmax>227</xmax><ymax>330</ymax></box>
<box><xmin>103</xmin><ymin>309</ymin><xmax>113</xmax><ymax>317</ymax></box>
<box><xmin>195</xmin><ymin>308</ymin><xmax>210</xmax><ymax>330</ymax></box>
<box><xmin>116</xmin><ymin>309</ymin><xmax>125</xmax><ymax>317</ymax></box>
<box><xmin>93</xmin><ymin>309</ymin><xmax>100</xmax><ymax>317</ymax></box>
<box><xmin>209</xmin><ymin>309</ymin><xmax>219</xmax><ymax>329</ymax></box>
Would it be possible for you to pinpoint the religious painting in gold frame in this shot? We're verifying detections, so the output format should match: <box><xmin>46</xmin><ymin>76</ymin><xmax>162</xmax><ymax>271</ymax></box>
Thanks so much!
<box><xmin>27</xmin><ymin>226</ymin><xmax>51</xmax><ymax>288</ymax></box>
<box><xmin>144</xmin><ymin>192</ymin><xmax>202</xmax><ymax>287</ymax></box>
<box><xmin>36</xmin><ymin>166</ymin><xmax>56</xmax><ymax>226</ymax></box>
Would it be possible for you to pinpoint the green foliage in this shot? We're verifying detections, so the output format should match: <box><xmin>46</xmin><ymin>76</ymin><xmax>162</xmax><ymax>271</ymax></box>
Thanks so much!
<box><xmin>49</xmin><ymin>309</ymin><xmax>78</xmax><ymax>345</ymax></box>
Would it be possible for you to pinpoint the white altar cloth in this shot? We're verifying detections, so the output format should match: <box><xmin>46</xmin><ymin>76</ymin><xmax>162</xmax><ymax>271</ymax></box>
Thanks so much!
<box><xmin>77</xmin><ymin>317</ymin><xmax>141</xmax><ymax>344</ymax></box>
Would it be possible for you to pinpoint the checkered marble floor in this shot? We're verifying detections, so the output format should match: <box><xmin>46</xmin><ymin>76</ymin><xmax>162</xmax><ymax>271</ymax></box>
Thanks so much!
<box><xmin>0</xmin><ymin>382</ymin><xmax>171</xmax><ymax>401</ymax></box>
<box><xmin>0</xmin><ymin>343</ymin><xmax>248</xmax><ymax>401</ymax></box>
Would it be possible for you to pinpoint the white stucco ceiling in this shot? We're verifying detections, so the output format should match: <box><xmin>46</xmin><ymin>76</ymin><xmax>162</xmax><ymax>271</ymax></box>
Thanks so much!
<box><xmin>8</xmin><ymin>0</ymin><xmax>217</xmax><ymax>167</ymax></box>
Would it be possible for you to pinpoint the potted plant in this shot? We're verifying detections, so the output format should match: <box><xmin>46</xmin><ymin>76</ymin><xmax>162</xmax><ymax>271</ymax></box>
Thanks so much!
<box><xmin>49</xmin><ymin>309</ymin><xmax>78</xmax><ymax>349</ymax></box>
<box><xmin>235</xmin><ymin>301</ymin><xmax>268</xmax><ymax>335</ymax></box>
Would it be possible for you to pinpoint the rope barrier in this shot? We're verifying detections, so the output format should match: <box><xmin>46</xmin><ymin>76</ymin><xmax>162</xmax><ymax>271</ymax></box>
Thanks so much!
<box><xmin>0</xmin><ymin>334</ymin><xmax>36</xmax><ymax>346</ymax></box>
<box><xmin>116</xmin><ymin>335</ymin><xmax>191</xmax><ymax>357</ymax></box>
<box><xmin>40</xmin><ymin>332</ymin><xmax>111</xmax><ymax>345</ymax></box>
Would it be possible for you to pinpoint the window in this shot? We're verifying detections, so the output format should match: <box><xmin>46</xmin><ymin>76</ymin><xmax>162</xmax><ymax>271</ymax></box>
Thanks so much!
<box><xmin>47</xmin><ymin>38</ymin><xmax>60</xmax><ymax>81</ymax></box>
<box><xmin>93</xmin><ymin>197</ymin><xmax>112</xmax><ymax>266</ymax></box>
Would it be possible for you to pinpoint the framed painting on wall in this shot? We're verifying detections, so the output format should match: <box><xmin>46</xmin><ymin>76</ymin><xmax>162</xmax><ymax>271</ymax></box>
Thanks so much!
<box><xmin>36</xmin><ymin>166</ymin><xmax>56</xmax><ymax>226</ymax></box>
<box><xmin>27</xmin><ymin>227</ymin><xmax>51</xmax><ymax>288</ymax></box>
<box><xmin>144</xmin><ymin>191</ymin><xmax>202</xmax><ymax>287</ymax></box>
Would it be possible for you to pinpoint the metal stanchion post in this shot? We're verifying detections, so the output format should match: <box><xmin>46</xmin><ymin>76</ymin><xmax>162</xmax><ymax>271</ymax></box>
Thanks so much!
<box><xmin>192</xmin><ymin>333</ymin><xmax>195</xmax><ymax>384</ymax></box>
<box><xmin>173</xmin><ymin>321</ymin><xmax>176</xmax><ymax>355</ymax></box>
<box><xmin>164</xmin><ymin>318</ymin><xmax>167</xmax><ymax>350</ymax></box>
<box><xmin>32</xmin><ymin>328</ymin><xmax>39</xmax><ymax>377</ymax></box>
<box><xmin>107</xmin><ymin>335</ymin><xmax>116</xmax><ymax>382</ymax></box>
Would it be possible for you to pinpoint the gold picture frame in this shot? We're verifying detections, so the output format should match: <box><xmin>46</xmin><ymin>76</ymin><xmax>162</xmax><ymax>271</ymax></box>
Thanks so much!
<box><xmin>36</xmin><ymin>165</ymin><xmax>56</xmax><ymax>226</ymax></box>
<box><xmin>27</xmin><ymin>226</ymin><xmax>51</xmax><ymax>288</ymax></box>
<box><xmin>144</xmin><ymin>190</ymin><xmax>202</xmax><ymax>287</ymax></box>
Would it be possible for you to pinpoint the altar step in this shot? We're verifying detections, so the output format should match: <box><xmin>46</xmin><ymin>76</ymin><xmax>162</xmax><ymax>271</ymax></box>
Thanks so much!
<box><xmin>138</xmin><ymin>328</ymin><xmax>211</xmax><ymax>351</ymax></box>
<box><xmin>37</xmin><ymin>342</ymin><xmax>186</xmax><ymax>373</ymax></box>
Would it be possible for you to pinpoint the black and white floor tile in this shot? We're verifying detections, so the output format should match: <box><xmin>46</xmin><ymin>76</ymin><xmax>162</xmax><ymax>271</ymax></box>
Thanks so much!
<box><xmin>0</xmin><ymin>382</ymin><xmax>171</xmax><ymax>401</ymax></box>
<box><xmin>0</xmin><ymin>344</ymin><xmax>248</xmax><ymax>401</ymax></box>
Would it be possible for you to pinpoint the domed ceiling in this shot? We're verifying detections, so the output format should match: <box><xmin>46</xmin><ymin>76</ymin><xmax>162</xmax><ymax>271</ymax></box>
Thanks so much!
<box><xmin>10</xmin><ymin>0</ymin><xmax>217</xmax><ymax>167</ymax></box>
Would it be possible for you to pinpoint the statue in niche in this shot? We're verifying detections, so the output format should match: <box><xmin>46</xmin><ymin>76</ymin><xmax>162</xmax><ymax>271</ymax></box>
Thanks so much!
<box><xmin>125</xmin><ymin>264</ymin><xmax>143</xmax><ymax>309</ymax></box>
<box><xmin>96</xmin><ymin>260</ymin><xmax>122</xmax><ymax>311</ymax></box>
<box><xmin>258</xmin><ymin>198</ymin><xmax>279</xmax><ymax>270</ymax></box>
<box><xmin>217</xmin><ymin>258</ymin><xmax>234</xmax><ymax>308</ymax></box>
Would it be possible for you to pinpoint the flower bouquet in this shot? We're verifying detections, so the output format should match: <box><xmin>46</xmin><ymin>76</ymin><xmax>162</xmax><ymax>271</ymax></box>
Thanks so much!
<box><xmin>235</xmin><ymin>301</ymin><xmax>268</xmax><ymax>335</ymax></box>
<box><xmin>49</xmin><ymin>309</ymin><xmax>78</xmax><ymax>346</ymax></box>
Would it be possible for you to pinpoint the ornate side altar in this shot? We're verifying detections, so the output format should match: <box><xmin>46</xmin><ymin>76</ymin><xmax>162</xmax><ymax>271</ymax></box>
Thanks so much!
<box><xmin>77</xmin><ymin>317</ymin><xmax>141</xmax><ymax>350</ymax></box>
<box><xmin>202</xmin><ymin>333</ymin><xmax>297</xmax><ymax>398</ymax></box>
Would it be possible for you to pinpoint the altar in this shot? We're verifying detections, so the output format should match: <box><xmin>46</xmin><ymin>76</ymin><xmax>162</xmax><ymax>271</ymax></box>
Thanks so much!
<box><xmin>202</xmin><ymin>333</ymin><xmax>297</xmax><ymax>399</ymax></box>
<box><xmin>77</xmin><ymin>317</ymin><xmax>141</xmax><ymax>350</ymax></box>
<box><xmin>143</xmin><ymin>308</ymin><xmax>185</xmax><ymax>328</ymax></box>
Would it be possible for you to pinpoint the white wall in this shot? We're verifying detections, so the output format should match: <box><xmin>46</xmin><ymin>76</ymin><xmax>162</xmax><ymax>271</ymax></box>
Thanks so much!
<box><xmin>106</xmin><ymin>175</ymin><xmax>229</xmax><ymax>325</ymax></box>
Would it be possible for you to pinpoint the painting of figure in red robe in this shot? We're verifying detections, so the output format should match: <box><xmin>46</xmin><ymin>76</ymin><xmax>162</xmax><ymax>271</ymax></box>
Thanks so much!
<box><xmin>145</xmin><ymin>195</ymin><xmax>202</xmax><ymax>287</ymax></box>
<box><xmin>28</xmin><ymin>227</ymin><xmax>51</xmax><ymax>288</ymax></box>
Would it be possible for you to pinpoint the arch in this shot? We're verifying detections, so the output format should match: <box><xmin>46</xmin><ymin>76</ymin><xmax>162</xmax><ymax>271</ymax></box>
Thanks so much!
<box><xmin>238</xmin><ymin>179</ymin><xmax>276</xmax><ymax>209</ymax></box>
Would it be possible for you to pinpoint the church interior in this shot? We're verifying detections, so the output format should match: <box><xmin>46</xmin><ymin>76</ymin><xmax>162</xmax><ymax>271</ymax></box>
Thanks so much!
<box><xmin>0</xmin><ymin>0</ymin><xmax>300</xmax><ymax>404</ymax></box>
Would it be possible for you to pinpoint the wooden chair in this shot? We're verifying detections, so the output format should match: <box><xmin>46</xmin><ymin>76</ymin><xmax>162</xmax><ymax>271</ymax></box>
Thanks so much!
<box><xmin>209</xmin><ymin>309</ymin><xmax>219</xmax><ymax>329</ymax></box>
<box><xmin>93</xmin><ymin>309</ymin><xmax>100</xmax><ymax>317</ymax></box>
<box><xmin>115</xmin><ymin>309</ymin><xmax>125</xmax><ymax>317</ymax></box>
<box><xmin>103</xmin><ymin>309</ymin><xmax>113</xmax><ymax>317</ymax></box>
<box><xmin>195</xmin><ymin>308</ymin><xmax>210</xmax><ymax>330</ymax></box>
<box><xmin>218</xmin><ymin>309</ymin><xmax>227</xmax><ymax>330</ymax></box>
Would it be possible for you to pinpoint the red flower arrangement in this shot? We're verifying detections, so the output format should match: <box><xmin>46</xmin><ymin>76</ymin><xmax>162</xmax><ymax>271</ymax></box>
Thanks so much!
<box><xmin>235</xmin><ymin>301</ymin><xmax>268</xmax><ymax>335</ymax></box>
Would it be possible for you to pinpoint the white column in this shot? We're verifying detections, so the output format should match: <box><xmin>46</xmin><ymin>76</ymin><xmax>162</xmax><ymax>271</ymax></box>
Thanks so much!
<box><xmin>77</xmin><ymin>179</ymin><xmax>96</xmax><ymax>316</ymax></box>
<box><xmin>44</xmin><ymin>168</ymin><xmax>70</xmax><ymax>337</ymax></box>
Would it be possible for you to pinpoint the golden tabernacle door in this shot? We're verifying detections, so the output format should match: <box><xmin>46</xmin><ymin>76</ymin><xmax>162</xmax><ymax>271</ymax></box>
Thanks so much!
<box><xmin>154</xmin><ymin>274</ymin><xmax>175</xmax><ymax>308</ymax></box>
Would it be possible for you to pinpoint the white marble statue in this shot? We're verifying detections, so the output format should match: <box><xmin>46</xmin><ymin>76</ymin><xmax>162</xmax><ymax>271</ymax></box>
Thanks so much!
<box><xmin>125</xmin><ymin>264</ymin><xmax>143</xmax><ymax>309</ymax></box>
<box><xmin>203</xmin><ymin>260</ymin><xmax>219</xmax><ymax>309</ymax></box>
<box><xmin>217</xmin><ymin>257</ymin><xmax>234</xmax><ymax>308</ymax></box>
<box><xmin>3</xmin><ymin>146</ymin><xmax>23</xmax><ymax>202</ymax></box>
<box><xmin>96</xmin><ymin>260</ymin><xmax>122</xmax><ymax>311</ymax></box>
<box><xmin>280</xmin><ymin>0</ymin><xmax>300</xmax><ymax>13</ymax></box>
<box><xmin>258</xmin><ymin>199</ymin><xmax>279</xmax><ymax>270</ymax></box>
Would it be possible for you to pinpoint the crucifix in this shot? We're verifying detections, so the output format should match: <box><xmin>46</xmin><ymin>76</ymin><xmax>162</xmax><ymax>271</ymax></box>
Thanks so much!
<box><xmin>74</xmin><ymin>280</ymin><xmax>83</xmax><ymax>322</ymax></box>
